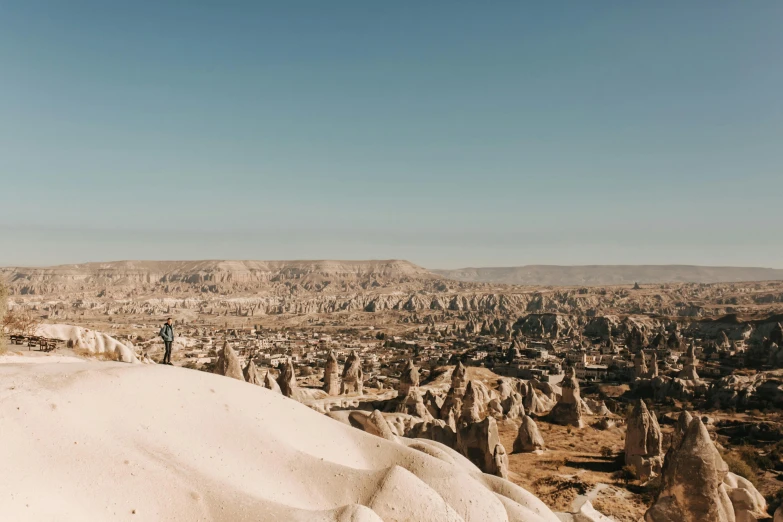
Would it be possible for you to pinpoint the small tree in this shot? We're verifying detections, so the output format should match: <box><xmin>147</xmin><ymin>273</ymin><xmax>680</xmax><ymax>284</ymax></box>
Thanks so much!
<box><xmin>616</xmin><ymin>465</ymin><xmax>638</xmax><ymax>485</ymax></box>
<box><xmin>3</xmin><ymin>308</ymin><xmax>40</xmax><ymax>336</ymax></box>
<box><xmin>599</xmin><ymin>446</ymin><xmax>614</xmax><ymax>458</ymax></box>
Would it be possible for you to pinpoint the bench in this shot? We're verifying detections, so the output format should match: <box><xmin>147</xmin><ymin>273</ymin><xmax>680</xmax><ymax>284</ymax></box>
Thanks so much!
<box><xmin>41</xmin><ymin>339</ymin><xmax>59</xmax><ymax>352</ymax></box>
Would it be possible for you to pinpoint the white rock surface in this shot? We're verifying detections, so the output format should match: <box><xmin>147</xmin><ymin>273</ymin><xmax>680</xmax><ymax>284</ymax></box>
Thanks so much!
<box><xmin>1</xmin><ymin>361</ymin><xmax>570</xmax><ymax>521</ymax></box>
<box><xmin>36</xmin><ymin>323</ymin><xmax>138</xmax><ymax>362</ymax></box>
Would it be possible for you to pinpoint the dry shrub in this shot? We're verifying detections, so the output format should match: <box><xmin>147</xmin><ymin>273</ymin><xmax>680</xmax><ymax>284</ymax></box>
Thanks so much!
<box><xmin>3</xmin><ymin>307</ymin><xmax>41</xmax><ymax>336</ymax></box>
<box><xmin>614</xmin><ymin>465</ymin><xmax>638</xmax><ymax>485</ymax></box>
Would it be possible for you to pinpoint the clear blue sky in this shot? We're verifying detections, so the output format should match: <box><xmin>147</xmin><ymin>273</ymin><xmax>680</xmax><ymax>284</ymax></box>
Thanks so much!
<box><xmin>1</xmin><ymin>1</ymin><xmax>781</xmax><ymax>268</ymax></box>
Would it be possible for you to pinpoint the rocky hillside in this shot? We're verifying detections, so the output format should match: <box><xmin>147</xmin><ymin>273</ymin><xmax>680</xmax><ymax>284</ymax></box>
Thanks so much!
<box><xmin>433</xmin><ymin>265</ymin><xmax>783</xmax><ymax>286</ymax></box>
<box><xmin>0</xmin><ymin>260</ymin><xmax>444</xmax><ymax>296</ymax></box>
<box><xmin>4</xmin><ymin>261</ymin><xmax>783</xmax><ymax>321</ymax></box>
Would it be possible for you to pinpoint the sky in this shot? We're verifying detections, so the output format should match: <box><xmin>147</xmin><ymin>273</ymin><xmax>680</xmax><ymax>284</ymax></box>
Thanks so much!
<box><xmin>1</xmin><ymin>1</ymin><xmax>782</xmax><ymax>269</ymax></box>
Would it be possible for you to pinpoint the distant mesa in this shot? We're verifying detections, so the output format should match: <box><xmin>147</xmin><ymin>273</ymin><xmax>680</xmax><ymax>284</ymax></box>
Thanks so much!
<box><xmin>432</xmin><ymin>264</ymin><xmax>783</xmax><ymax>286</ymax></box>
<box><xmin>0</xmin><ymin>259</ymin><xmax>437</xmax><ymax>294</ymax></box>
<box><xmin>4</xmin><ymin>260</ymin><xmax>783</xmax><ymax>292</ymax></box>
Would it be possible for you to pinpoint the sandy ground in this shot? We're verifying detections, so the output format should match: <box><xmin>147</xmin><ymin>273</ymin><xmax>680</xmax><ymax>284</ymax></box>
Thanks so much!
<box><xmin>1</xmin><ymin>360</ymin><xmax>565</xmax><ymax>522</ymax></box>
<box><xmin>0</xmin><ymin>352</ymin><xmax>87</xmax><ymax>364</ymax></box>
<box><xmin>501</xmin><ymin>417</ymin><xmax>651</xmax><ymax>522</ymax></box>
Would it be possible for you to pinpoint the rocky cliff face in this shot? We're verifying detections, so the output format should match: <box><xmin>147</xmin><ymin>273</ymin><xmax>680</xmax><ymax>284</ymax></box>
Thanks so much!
<box><xmin>4</xmin><ymin>261</ymin><xmax>783</xmax><ymax>323</ymax></box>
<box><xmin>0</xmin><ymin>260</ymin><xmax>438</xmax><ymax>294</ymax></box>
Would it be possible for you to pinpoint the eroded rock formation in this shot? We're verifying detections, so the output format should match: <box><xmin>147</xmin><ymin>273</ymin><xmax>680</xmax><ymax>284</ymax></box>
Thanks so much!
<box><xmin>547</xmin><ymin>368</ymin><xmax>584</xmax><ymax>428</ymax></box>
<box><xmin>263</xmin><ymin>370</ymin><xmax>281</xmax><ymax>393</ymax></box>
<box><xmin>323</xmin><ymin>350</ymin><xmax>340</xmax><ymax>396</ymax></box>
<box><xmin>214</xmin><ymin>342</ymin><xmax>244</xmax><ymax>381</ymax></box>
<box><xmin>399</xmin><ymin>359</ymin><xmax>420</xmax><ymax>396</ymax></box>
<box><xmin>457</xmin><ymin>415</ymin><xmax>508</xmax><ymax>478</ymax></box>
<box><xmin>341</xmin><ymin>351</ymin><xmax>364</xmax><ymax>395</ymax></box>
<box><xmin>513</xmin><ymin>415</ymin><xmax>545</xmax><ymax>453</ymax></box>
<box><xmin>243</xmin><ymin>359</ymin><xmax>262</xmax><ymax>385</ymax></box>
<box><xmin>624</xmin><ymin>400</ymin><xmax>663</xmax><ymax>480</ymax></box>
<box><xmin>646</xmin><ymin>417</ymin><xmax>767</xmax><ymax>522</ymax></box>
<box><xmin>277</xmin><ymin>358</ymin><xmax>297</xmax><ymax>398</ymax></box>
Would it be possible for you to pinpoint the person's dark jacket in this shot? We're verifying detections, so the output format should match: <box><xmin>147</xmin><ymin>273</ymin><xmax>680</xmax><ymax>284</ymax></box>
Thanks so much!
<box><xmin>159</xmin><ymin>324</ymin><xmax>174</xmax><ymax>342</ymax></box>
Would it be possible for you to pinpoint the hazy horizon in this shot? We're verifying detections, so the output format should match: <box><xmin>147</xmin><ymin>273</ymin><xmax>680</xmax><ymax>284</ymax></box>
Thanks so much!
<box><xmin>3</xmin><ymin>255</ymin><xmax>783</xmax><ymax>272</ymax></box>
<box><xmin>3</xmin><ymin>2</ymin><xmax>782</xmax><ymax>268</ymax></box>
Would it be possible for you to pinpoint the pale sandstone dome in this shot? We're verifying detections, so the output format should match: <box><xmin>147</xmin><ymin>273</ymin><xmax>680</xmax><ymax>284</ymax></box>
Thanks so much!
<box><xmin>0</xmin><ymin>362</ymin><xmax>564</xmax><ymax>522</ymax></box>
<box><xmin>35</xmin><ymin>323</ymin><xmax>138</xmax><ymax>363</ymax></box>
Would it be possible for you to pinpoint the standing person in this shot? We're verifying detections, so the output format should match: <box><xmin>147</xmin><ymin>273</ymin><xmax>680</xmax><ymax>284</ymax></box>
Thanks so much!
<box><xmin>159</xmin><ymin>318</ymin><xmax>175</xmax><ymax>365</ymax></box>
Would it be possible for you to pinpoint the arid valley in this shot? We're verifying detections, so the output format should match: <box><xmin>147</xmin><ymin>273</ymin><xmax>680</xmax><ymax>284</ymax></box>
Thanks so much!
<box><xmin>4</xmin><ymin>260</ymin><xmax>783</xmax><ymax>521</ymax></box>
<box><xmin>5</xmin><ymin>2</ymin><xmax>783</xmax><ymax>521</ymax></box>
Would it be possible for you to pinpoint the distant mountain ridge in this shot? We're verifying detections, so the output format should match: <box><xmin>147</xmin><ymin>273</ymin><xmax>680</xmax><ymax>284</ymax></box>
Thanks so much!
<box><xmin>431</xmin><ymin>265</ymin><xmax>783</xmax><ymax>286</ymax></box>
<box><xmin>0</xmin><ymin>259</ymin><xmax>440</xmax><ymax>296</ymax></box>
<box><xmin>5</xmin><ymin>260</ymin><xmax>783</xmax><ymax>293</ymax></box>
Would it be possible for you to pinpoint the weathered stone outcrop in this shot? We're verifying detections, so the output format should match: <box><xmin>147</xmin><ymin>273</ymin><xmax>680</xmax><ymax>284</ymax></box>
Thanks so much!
<box><xmin>584</xmin><ymin>398</ymin><xmax>610</xmax><ymax>416</ymax></box>
<box><xmin>243</xmin><ymin>359</ymin><xmax>262</xmax><ymax>385</ymax></box>
<box><xmin>672</xmin><ymin>410</ymin><xmax>693</xmax><ymax>449</ymax></box>
<box><xmin>368</xmin><ymin>409</ymin><xmax>398</xmax><ymax>442</ymax></box>
<box><xmin>624</xmin><ymin>400</ymin><xmax>663</xmax><ymax>480</ymax></box>
<box><xmin>634</xmin><ymin>351</ymin><xmax>649</xmax><ymax>379</ymax></box>
<box><xmin>263</xmin><ymin>370</ymin><xmax>281</xmax><ymax>393</ymax></box>
<box><xmin>649</xmin><ymin>352</ymin><xmax>659</xmax><ymax>378</ymax></box>
<box><xmin>398</xmin><ymin>359</ymin><xmax>419</xmax><ymax>396</ymax></box>
<box><xmin>457</xmin><ymin>415</ymin><xmax>508</xmax><ymax>478</ymax></box>
<box><xmin>439</xmin><ymin>386</ymin><xmax>463</xmax><ymax>429</ymax></box>
<box><xmin>277</xmin><ymin>358</ymin><xmax>297</xmax><ymax>398</ymax></box>
<box><xmin>679</xmin><ymin>344</ymin><xmax>700</xmax><ymax>381</ymax></box>
<box><xmin>407</xmin><ymin>419</ymin><xmax>457</xmax><ymax>449</ymax></box>
<box><xmin>393</xmin><ymin>389</ymin><xmax>432</xmax><ymax>420</ymax></box>
<box><xmin>521</xmin><ymin>381</ymin><xmax>546</xmax><ymax>415</ymax></box>
<box><xmin>214</xmin><ymin>342</ymin><xmax>244</xmax><ymax>381</ymax></box>
<box><xmin>547</xmin><ymin>369</ymin><xmax>584</xmax><ymax>428</ymax></box>
<box><xmin>459</xmin><ymin>381</ymin><xmax>482</xmax><ymax>425</ymax></box>
<box><xmin>709</xmin><ymin>371</ymin><xmax>783</xmax><ymax>410</ymax></box>
<box><xmin>422</xmin><ymin>389</ymin><xmax>443</xmax><ymax>419</ymax></box>
<box><xmin>340</xmin><ymin>351</ymin><xmax>363</xmax><ymax>395</ymax></box>
<box><xmin>646</xmin><ymin>418</ymin><xmax>735</xmax><ymax>522</ymax></box>
<box><xmin>502</xmin><ymin>391</ymin><xmax>525</xmax><ymax>420</ymax></box>
<box><xmin>498</xmin><ymin>379</ymin><xmax>515</xmax><ymax>401</ymax></box>
<box><xmin>451</xmin><ymin>360</ymin><xmax>467</xmax><ymax>390</ymax></box>
<box><xmin>723</xmin><ymin>471</ymin><xmax>769</xmax><ymax>522</ymax></box>
<box><xmin>488</xmin><ymin>398</ymin><xmax>504</xmax><ymax>419</ymax></box>
<box><xmin>468</xmin><ymin>379</ymin><xmax>493</xmax><ymax>414</ymax></box>
<box><xmin>323</xmin><ymin>350</ymin><xmax>340</xmax><ymax>396</ymax></box>
<box><xmin>513</xmin><ymin>415</ymin><xmax>545</xmax><ymax>453</ymax></box>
